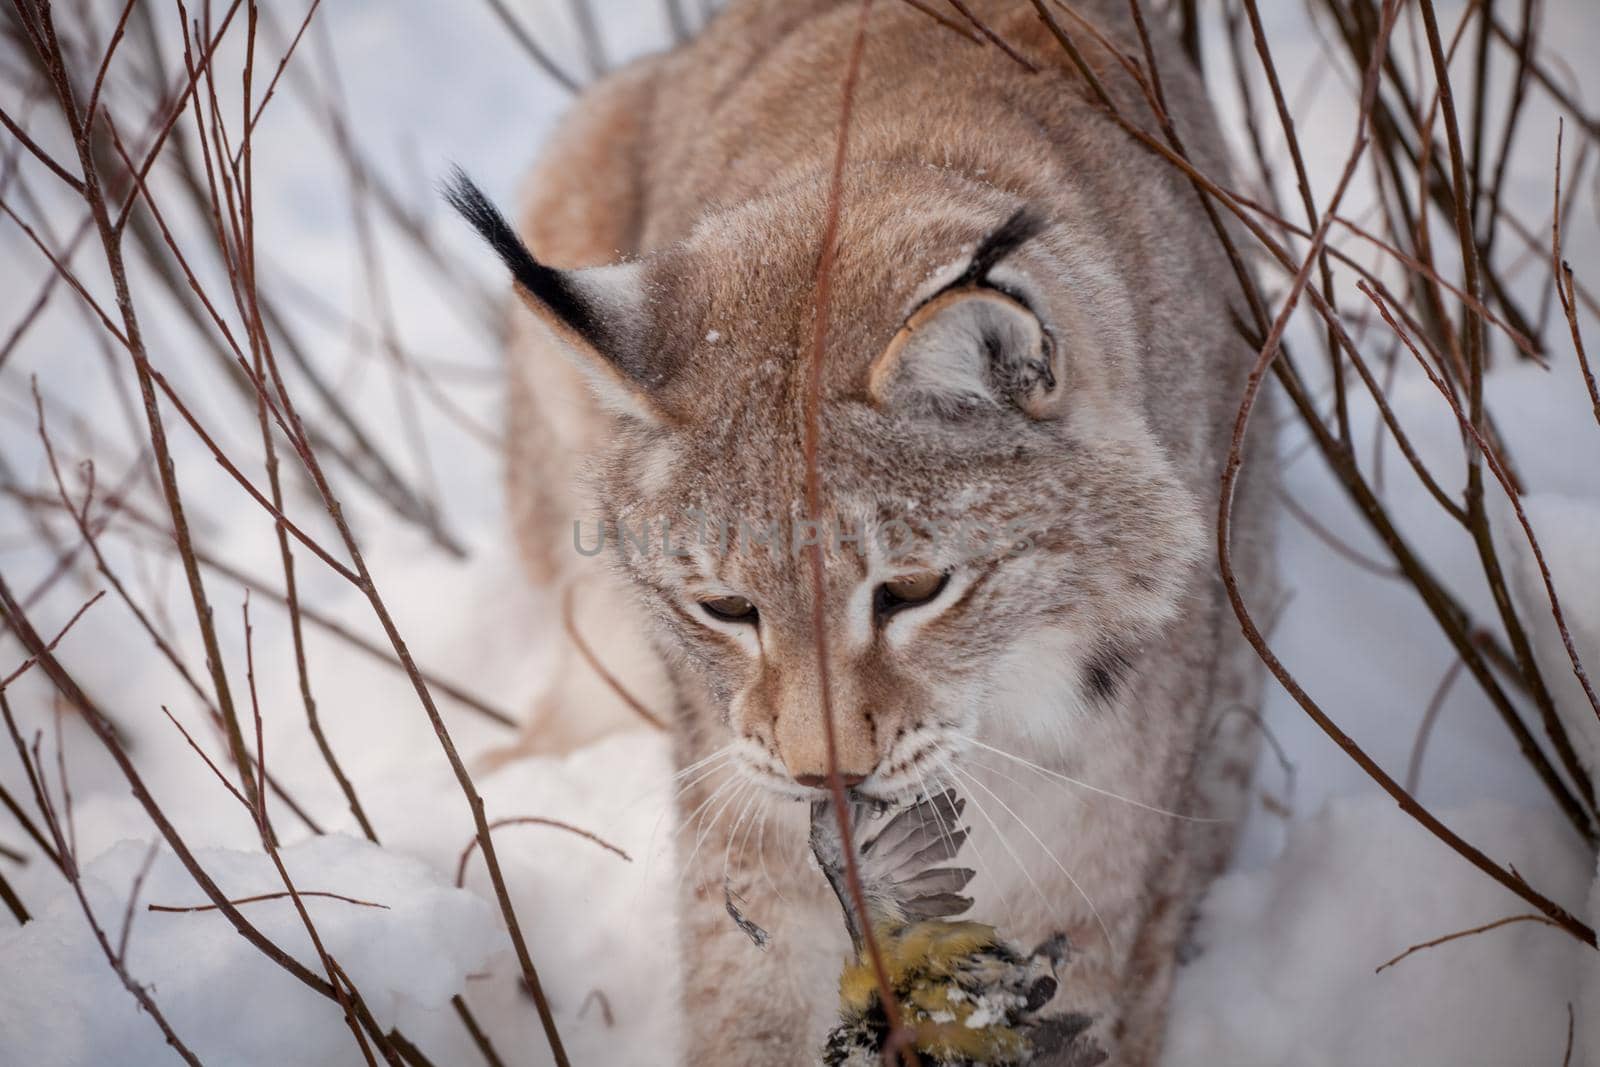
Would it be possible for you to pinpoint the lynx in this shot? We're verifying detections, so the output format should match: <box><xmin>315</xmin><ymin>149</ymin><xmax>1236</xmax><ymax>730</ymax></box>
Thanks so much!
<box><xmin>454</xmin><ymin>1</ymin><xmax>1276</xmax><ymax>1062</ymax></box>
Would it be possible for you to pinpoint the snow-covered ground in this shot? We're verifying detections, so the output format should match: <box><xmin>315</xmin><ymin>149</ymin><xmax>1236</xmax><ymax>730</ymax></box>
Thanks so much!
<box><xmin>1</xmin><ymin>2</ymin><xmax>1596</xmax><ymax>1064</ymax></box>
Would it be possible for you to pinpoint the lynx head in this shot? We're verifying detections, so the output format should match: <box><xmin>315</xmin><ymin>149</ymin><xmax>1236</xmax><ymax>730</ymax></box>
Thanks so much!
<box><xmin>450</xmin><ymin>166</ymin><xmax>1204</xmax><ymax>800</ymax></box>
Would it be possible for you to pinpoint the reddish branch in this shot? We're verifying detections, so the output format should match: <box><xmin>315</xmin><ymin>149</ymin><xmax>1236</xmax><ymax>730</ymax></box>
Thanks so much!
<box><xmin>1363</xmin><ymin>280</ymin><xmax>1600</xmax><ymax>726</ymax></box>
<box><xmin>114</xmin><ymin>840</ymin><xmax>162</xmax><ymax>963</ymax></box>
<box><xmin>2</xmin><ymin>3</ymin><xmax>522</xmax><ymax>1061</ymax></box>
<box><xmin>477</xmin><ymin>0</ymin><xmax>580</xmax><ymax>93</ymax></box>
<box><xmin>0</xmin><ymin>589</ymin><xmax>104</xmax><ymax>692</ymax></box>
<box><xmin>798</xmin><ymin>3</ymin><xmax>917</xmax><ymax>1063</ymax></box>
<box><xmin>1415</xmin><ymin>0</ymin><xmax>1593</xmax><ymax>813</ymax></box>
<box><xmin>14</xmin><ymin>0</ymin><xmax>267</xmax><ymax>828</ymax></box>
<box><xmin>455</xmin><ymin>816</ymin><xmax>630</xmax><ymax>889</ymax></box>
<box><xmin>1203</xmin><ymin>0</ymin><xmax>1594</xmax><ymax>943</ymax></box>
<box><xmin>1374</xmin><ymin>913</ymin><xmax>1560</xmax><ymax>974</ymax></box>
<box><xmin>1404</xmin><ymin>657</ymin><xmax>1466</xmax><ymax>796</ymax></box>
<box><xmin>893</xmin><ymin>0</ymin><xmax>983</xmax><ymax>44</ymax></box>
<box><xmin>0</xmin><ymin>865</ymin><xmax>26</xmax><ymax>923</ymax></box>
<box><xmin>150</xmin><ymin>889</ymin><xmax>389</xmax><ymax>914</ymax></box>
<box><xmin>1551</xmin><ymin>122</ymin><xmax>1599</xmax><ymax>428</ymax></box>
<box><xmin>33</xmin><ymin>394</ymin><xmax>324</xmax><ymax>835</ymax></box>
<box><xmin>0</xmin><ymin>775</ymin><xmax>61</xmax><ymax>873</ymax></box>
<box><xmin>562</xmin><ymin>584</ymin><xmax>667</xmax><ymax>731</ymax></box>
<box><xmin>0</xmin><ymin>658</ymin><xmax>200</xmax><ymax>1063</ymax></box>
<box><xmin>1027</xmin><ymin>0</ymin><xmax>1595</xmax><ymax>840</ymax></box>
<box><xmin>943</xmin><ymin>0</ymin><xmax>1037</xmax><ymax>71</ymax></box>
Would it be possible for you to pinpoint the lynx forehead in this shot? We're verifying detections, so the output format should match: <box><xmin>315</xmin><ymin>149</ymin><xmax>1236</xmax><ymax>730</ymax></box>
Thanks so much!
<box><xmin>468</xmin><ymin>2</ymin><xmax>1275</xmax><ymax>1063</ymax></box>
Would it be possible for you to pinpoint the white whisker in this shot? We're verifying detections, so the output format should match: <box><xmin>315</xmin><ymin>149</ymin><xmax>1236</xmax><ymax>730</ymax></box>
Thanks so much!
<box><xmin>948</xmin><ymin>760</ymin><xmax>1115</xmax><ymax>954</ymax></box>
<box><xmin>670</xmin><ymin>749</ymin><xmax>738</xmax><ymax>798</ymax></box>
<box><xmin>962</xmin><ymin>737</ymin><xmax>1217</xmax><ymax>822</ymax></box>
<box><xmin>754</xmin><ymin>792</ymin><xmax>787</xmax><ymax>902</ymax></box>
<box><xmin>721</xmin><ymin>783</ymin><xmax>764</xmax><ymax>886</ymax></box>
<box><xmin>634</xmin><ymin>765</ymin><xmax>713</xmax><ymax>899</ymax></box>
<box><xmin>680</xmin><ymin>779</ymin><xmax>752</xmax><ymax>894</ymax></box>
<box><xmin>639</xmin><ymin>753</ymin><xmax>737</xmax><ymax>891</ymax></box>
<box><xmin>938</xmin><ymin>757</ymin><xmax>1040</xmax><ymax>927</ymax></box>
<box><xmin>625</xmin><ymin>746</ymin><xmax>737</xmax><ymax>887</ymax></box>
<box><xmin>625</xmin><ymin>746</ymin><xmax>734</xmax><ymax>814</ymax></box>
<box><xmin>675</xmin><ymin>773</ymin><xmax>740</xmax><ymax>867</ymax></box>
<box><xmin>914</xmin><ymin>765</ymin><xmax>963</xmax><ymax>867</ymax></box>
<box><xmin>676</xmin><ymin>746</ymin><xmax>736</xmax><ymax>781</ymax></box>
<box><xmin>961</xmin><ymin>752</ymin><xmax>1031</xmax><ymax>792</ymax></box>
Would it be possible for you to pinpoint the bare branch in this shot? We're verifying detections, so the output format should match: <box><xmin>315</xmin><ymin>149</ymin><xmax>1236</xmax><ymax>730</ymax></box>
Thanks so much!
<box><xmin>149</xmin><ymin>889</ymin><xmax>389</xmax><ymax>914</ymax></box>
<box><xmin>478</xmin><ymin>0</ymin><xmax>580</xmax><ymax>93</ymax></box>
<box><xmin>455</xmin><ymin>816</ymin><xmax>630</xmax><ymax>889</ymax></box>
<box><xmin>1375</xmin><ymin>913</ymin><xmax>1560</xmax><ymax>974</ymax></box>
<box><xmin>0</xmin><ymin>589</ymin><xmax>105</xmax><ymax>691</ymax></box>
<box><xmin>0</xmin><ymin>104</ymin><xmax>85</xmax><ymax>193</ymax></box>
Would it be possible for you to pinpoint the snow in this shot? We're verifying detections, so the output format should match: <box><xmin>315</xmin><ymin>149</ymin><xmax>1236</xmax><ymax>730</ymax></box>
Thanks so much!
<box><xmin>1167</xmin><ymin>795</ymin><xmax>1591</xmax><ymax>1066</ymax></box>
<box><xmin>0</xmin><ymin>835</ymin><xmax>504</xmax><ymax>1065</ymax></box>
<box><xmin>0</xmin><ymin>0</ymin><xmax>1597</xmax><ymax>1065</ymax></box>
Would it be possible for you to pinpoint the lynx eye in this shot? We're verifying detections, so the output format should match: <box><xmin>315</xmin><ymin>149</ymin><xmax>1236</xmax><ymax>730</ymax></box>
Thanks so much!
<box><xmin>874</xmin><ymin>571</ymin><xmax>950</xmax><ymax>621</ymax></box>
<box><xmin>699</xmin><ymin>594</ymin><xmax>759</xmax><ymax>625</ymax></box>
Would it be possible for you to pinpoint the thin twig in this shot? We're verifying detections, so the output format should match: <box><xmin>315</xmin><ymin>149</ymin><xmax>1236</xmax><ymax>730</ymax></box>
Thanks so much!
<box><xmin>149</xmin><ymin>889</ymin><xmax>389</xmax><ymax>914</ymax></box>
<box><xmin>798</xmin><ymin>3</ymin><xmax>916</xmax><ymax>1062</ymax></box>
<box><xmin>1405</xmin><ymin>657</ymin><xmax>1465</xmax><ymax>796</ymax></box>
<box><xmin>1276</xmin><ymin>489</ymin><xmax>1398</xmax><ymax>579</ymax></box>
<box><xmin>562</xmin><ymin>583</ymin><xmax>666</xmax><ymax>731</ymax></box>
<box><xmin>1363</xmin><ymin>281</ymin><xmax>1600</xmax><ymax>728</ymax></box>
<box><xmin>0</xmin><ymin>664</ymin><xmax>201</xmax><ymax>1063</ymax></box>
<box><xmin>0</xmin><ymin>862</ymin><xmax>26</xmax><ymax>923</ymax></box>
<box><xmin>478</xmin><ymin>0</ymin><xmax>580</xmax><ymax>93</ymax></box>
<box><xmin>0</xmin><ymin>777</ymin><xmax>61</xmax><ymax>872</ymax></box>
<box><xmin>1208</xmin><ymin>0</ymin><xmax>1595</xmax><ymax>948</ymax></box>
<box><xmin>115</xmin><ymin>840</ymin><xmax>162</xmax><ymax>962</ymax></box>
<box><xmin>455</xmin><ymin>816</ymin><xmax>630</xmax><ymax>888</ymax></box>
<box><xmin>1375</xmin><ymin>913</ymin><xmax>1560</xmax><ymax>973</ymax></box>
<box><xmin>84</xmin><ymin>0</ymin><xmax>141</xmax><ymax>126</ymax></box>
<box><xmin>0</xmin><ymin>105</ymin><xmax>85</xmax><ymax>193</ymax></box>
<box><xmin>942</xmin><ymin>0</ymin><xmax>1037</xmax><ymax>70</ymax></box>
<box><xmin>893</xmin><ymin>0</ymin><xmax>983</xmax><ymax>44</ymax></box>
<box><xmin>1552</xmin><ymin>122</ymin><xmax>1600</xmax><ymax>428</ymax></box>
<box><xmin>0</xmin><ymin>590</ymin><xmax>104</xmax><ymax>691</ymax></box>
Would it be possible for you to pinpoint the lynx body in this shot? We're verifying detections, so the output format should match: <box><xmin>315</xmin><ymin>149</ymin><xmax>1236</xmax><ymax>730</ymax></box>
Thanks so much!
<box><xmin>475</xmin><ymin>2</ymin><xmax>1277</xmax><ymax>1062</ymax></box>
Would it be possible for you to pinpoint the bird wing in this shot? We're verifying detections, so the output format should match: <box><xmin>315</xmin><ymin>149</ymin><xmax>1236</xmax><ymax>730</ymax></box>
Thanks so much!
<box><xmin>811</xmin><ymin>789</ymin><xmax>977</xmax><ymax>947</ymax></box>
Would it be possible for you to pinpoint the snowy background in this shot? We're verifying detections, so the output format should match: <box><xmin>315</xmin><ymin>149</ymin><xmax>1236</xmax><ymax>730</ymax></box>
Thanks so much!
<box><xmin>1</xmin><ymin>1</ymin><xmax>1597</xmax><ymax>1064</ymax></box>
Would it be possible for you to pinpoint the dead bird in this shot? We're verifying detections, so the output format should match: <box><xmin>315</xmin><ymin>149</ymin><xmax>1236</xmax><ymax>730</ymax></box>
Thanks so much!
<box><xmin>810</xmin><ymin>791</ymin><xmax>1103</xmax><ymax>1066</ymax></box>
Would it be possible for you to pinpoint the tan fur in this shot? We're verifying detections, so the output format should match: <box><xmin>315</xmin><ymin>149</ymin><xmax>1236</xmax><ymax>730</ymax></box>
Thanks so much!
<box><xmin>497</xmin><ymin>2</ymin><xmax>1277</xmax><ymax>1062</ymax></box>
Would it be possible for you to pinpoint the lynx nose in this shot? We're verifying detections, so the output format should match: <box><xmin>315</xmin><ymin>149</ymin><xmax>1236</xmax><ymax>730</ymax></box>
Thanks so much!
<box><xmin>794</xmin><ymin>772</ymin><xmax>867</xmax><ymax>790</ymax></box>
<box><xmin>774</xmin><ymin>688</ymin><xmax>877</xmax><ymax>789</ymax></box>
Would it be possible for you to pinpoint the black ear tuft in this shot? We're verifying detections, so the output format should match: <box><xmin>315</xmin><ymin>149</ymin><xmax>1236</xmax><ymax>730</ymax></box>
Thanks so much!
<box><xmin>442</xmin><ymin>166</ymin><xmax>598</xmax><ymax>338</ymax></box>
<box><xmin>957</xmin><ymin>205</ymin><xmax>1050</xmax><ymax>287</ymax></box>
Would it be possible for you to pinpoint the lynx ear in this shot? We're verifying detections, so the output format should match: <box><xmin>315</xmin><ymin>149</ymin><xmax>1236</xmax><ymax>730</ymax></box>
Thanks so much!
<box><xmin>868</xmin><ymin>286</ymin><xmax>1065</xmax><ymax>419</ymax></box>
<box><xmin>444</xmin><ymin>169</ymin><xmax>659</xmax><ymax>422</ymax></box>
